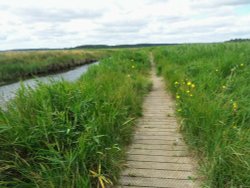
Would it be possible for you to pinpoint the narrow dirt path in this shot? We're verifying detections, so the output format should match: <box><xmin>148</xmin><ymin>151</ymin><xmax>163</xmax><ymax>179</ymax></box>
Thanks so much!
<box><xmin>118</xmin><ymin>54</ymin><xmax>200</xmax><ymax>188</ymax></box>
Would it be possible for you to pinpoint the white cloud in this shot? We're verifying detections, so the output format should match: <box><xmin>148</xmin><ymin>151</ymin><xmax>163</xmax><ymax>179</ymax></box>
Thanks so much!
<box><xmin>0</xmin><ymin>0</ymin><xmax>250</xmax><ymax>50</ymax></box>
<box><xmin>15</xmin><ymin>8</ymin><xmax>103</xmax><ymax>22</ymax></box>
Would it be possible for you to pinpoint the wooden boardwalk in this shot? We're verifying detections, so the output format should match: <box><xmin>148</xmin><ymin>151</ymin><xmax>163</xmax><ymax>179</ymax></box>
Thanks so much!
<box><xmin>118</xmin><ymin>59</ymin><xmax>200</xmax><ymax>187</ymax></box>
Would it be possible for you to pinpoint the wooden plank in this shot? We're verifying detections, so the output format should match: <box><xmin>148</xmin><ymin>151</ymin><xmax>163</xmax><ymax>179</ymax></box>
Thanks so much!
<box><xmin>127</xmin><ymin>154</ymin><xmax>191</xmax><ymax>164</ymax></box>
<box><xmin>125</xmin><ymin>161</ymin><xmax>194</xmax><ymax>171</ymax></box>
<box><xmin>120</xmin><ymin>176</ymin><xmax>197</xmax><ymax>188</ymax></box>
<box><xmin>133</xmin><ymin>135</ymin><xmax>182</xmax><ymax>140</ymax></box>
<box><xmin>130</xmin><ymin>143</ymin><xmax>187</xmax><ymax>151</ymax></box>
<box><xmin>127</xmin><ymin>149</ymin><xmax>188</xmax><ymax>157</ymax></box>
<box><xmin>121</xmin><ymin>168</ymin><xmax>195</xmax><ymax>179</ymax></box>
<box><xmin>133</xmin><ymin>139</ymin><xmax>185</xmax><ymax>146</ymax></box>
<box><xmin>134</xmin><ymin>131</ymin><xmax>181</xmax><ymax>136</ymax></box>
<box><xmin>138</xmin><ymin>125</ymin><xmax>178</xmax><ymax>129</ymax></box>
<box><xmin>136</xmin><ymin>128</ymin><xmax>178</xmax><ymax>132</ymax></box>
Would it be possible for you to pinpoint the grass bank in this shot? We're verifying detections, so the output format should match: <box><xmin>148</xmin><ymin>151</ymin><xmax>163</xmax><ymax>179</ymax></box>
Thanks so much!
<box><xmin>153</xmin><ymin>42</ymin><xmax>250</xmax><ymax>187</ymax></box>
<box><xmin>0</xmin><ymin>49</ymin><xmax>151</xmax><ymax>187</ymax></box>
<box><xmin>0</xmin><ymin>50</ymin><xmax>109</xmax><ymax>86</ymax></box>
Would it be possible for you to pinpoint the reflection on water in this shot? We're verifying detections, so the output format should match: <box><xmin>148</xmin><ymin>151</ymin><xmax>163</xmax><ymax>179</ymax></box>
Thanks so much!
<box><xmin>0</xmin><ymin>62</ymin><xmax>98</xmax><ymax>105</ymax></box>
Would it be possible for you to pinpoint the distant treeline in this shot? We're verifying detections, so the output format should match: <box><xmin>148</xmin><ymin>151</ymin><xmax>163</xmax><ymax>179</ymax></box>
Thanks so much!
<box><xmin>2</xmin><ymin>43</ymin><xmax>177</xmax><ymax>52</ymax></box>
<box><xmin>226</xmin><ymin>38</ymin><xmax>250</xmax><ymax>42</ymax></box>
<box><xmin>4</xmin><ymin>39</ymin><xmax>250</xmax><ymax>52</ymax></box>
<box><xmin>74</xmin><ymin>43</ymin><xmax>177</xmax><ymax>49</ymax></box>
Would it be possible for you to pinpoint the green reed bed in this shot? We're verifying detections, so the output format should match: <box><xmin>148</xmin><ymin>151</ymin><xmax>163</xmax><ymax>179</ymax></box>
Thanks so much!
<box><xmin>0</xmin><ymin>50</ymin><xmax>151</xmax><ymax>187</ymax></box>
<box><xmin>0</xmin><ymin>50</ymin><xmax>108</xmax><ymax>85</ymax></box>
<box><xmin>153</xmin><ymin>42</ymin><xmax>250</xmax><ymax>187</ymax></box>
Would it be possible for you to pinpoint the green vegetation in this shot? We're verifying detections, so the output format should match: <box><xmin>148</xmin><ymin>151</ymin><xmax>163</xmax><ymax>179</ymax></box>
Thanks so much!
<box><xmin>0</xmin><ymin>50</ymin><xmax>151</xmax><ymax>187</ymax></box>
<box><xmin>153</xmin><ymin>42</ymin><xmax>250</xmax><ymax>187</ymax></box>
<box><xmin>2</xmin><ymin>41</ymin><xmax>250</xmax><ymax>187</ymax></box>
<box><xmin>0</xmin><ymin>50</ymin><xmax>108</xmax><ymax>85</ymax></box>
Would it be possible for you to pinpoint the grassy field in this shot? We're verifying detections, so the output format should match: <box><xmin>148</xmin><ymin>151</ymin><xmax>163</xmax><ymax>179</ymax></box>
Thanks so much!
<box><xmin>0</xmin><ymin>50</ymin><xmax>109</xmax><ymax>86</ymax></box>
<box><xmin>0</xmin><ymin>49</ymin><xmax>151</xmax><ymax>187</ymax></box>
<box><xmin>153</xmin><ymin>42</ymin><xmax>250</xmax><ymax>187</ymax></box>
<box><xmin>1</xmin><ymin>42</ymin><xmax>249</xmax><ymax>187</ymax></box>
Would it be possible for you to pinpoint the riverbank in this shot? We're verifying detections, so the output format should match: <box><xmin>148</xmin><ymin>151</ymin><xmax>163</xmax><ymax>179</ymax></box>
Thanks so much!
<box><xmin>0</xmin><ymin>50</ymin><xmax>109</xmax><ymax>86</ymax></box>
<box><xmin>0</xmin><ymin>49</ymin><xmax>152</xmax><ymax>187</ymax></box>
<box><xmin>0</xmin><ymin>62</ymin><xmax>99</xmax><ymax>106</ymax></box>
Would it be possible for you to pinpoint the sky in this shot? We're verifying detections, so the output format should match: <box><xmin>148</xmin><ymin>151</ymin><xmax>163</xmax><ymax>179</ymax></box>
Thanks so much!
<box><xmin>0</xmin><ymin>0</ymin><xmax>250</xmax><ymax>50</ymax></box>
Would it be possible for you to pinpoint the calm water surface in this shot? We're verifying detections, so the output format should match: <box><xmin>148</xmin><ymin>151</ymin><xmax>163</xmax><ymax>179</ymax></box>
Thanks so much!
<box><xmin>0</xmin><ymin>62</ymin><xmax>98</xmax><ymax>105</ymax></box>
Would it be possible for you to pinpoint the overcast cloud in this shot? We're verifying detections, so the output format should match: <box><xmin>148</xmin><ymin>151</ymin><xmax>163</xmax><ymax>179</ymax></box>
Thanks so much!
<box><xmin>0</xmin><ymin>0</ymin><xmax>250</xmax><ymax>50</ymax></box>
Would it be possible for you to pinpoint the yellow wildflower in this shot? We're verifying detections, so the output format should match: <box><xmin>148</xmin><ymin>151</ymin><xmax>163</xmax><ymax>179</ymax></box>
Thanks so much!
<box><xmin>191</xmin><ymin>84</ymin><xmax>195</xmax><ymax>88</ymax></box>
<box><xmin>176</xmin><ymin>95</ymin><xmax>180</xmax><ymax>99</ymax></box>
<box><xmin>222</xmin><ymin>85</ymin><xmax>226</xmax><ymax>89</ymax></box>
<box><xmin>174</xmin><ymin>81</ymin><xmax>179</xmax><ymax>85</ymax></box>
<box><xmin>187</xmin><ymin>81</ymin><xmax>192</xmax><ymax>86</ymax></box>
<box><xmin>186</xmin><ymin>90</ymin><xmax>190</xmax><ymax>94</ymax></box>
<box><xmin>240</xmin><ymin>63</ymin><xmax>244</xmax><ymax>67</ymax></box>
<box><xmin>233</xmin><ymin>102</ymin><xmax>238</xmax><ymax>111</ymax></box>
<box><xmin>190</xmin><ymin>94</ymin><xmax>193</xmax><ymax>97</ymax></box>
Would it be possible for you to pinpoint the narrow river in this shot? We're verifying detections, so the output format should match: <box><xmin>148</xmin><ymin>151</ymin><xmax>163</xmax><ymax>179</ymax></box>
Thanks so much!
<box><xmin>0</xmin><ymin>62</ymin><xmax>98</xmax><ymax>105</ymax></box>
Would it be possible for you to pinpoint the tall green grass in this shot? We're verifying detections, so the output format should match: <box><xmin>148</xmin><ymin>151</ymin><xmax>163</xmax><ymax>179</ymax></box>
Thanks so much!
<box><xmin>0</xmin><ymin>50</ymin><xmax>108</xmax><ymax>85</ymax></box>
<box><xmin>0</xmin><ymin>50</ymin><xmax>151</xmax><ymax>187</ymax></box>
<box><xmin>153</xmin><ymin>42</ymin><xmax>250</xmax><ymax>187</ymax></box>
